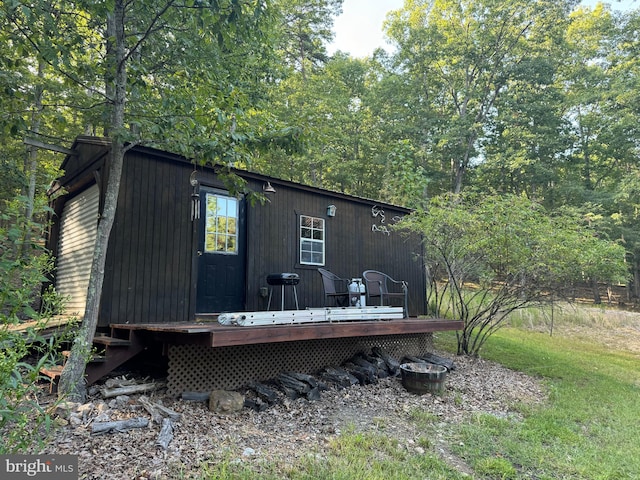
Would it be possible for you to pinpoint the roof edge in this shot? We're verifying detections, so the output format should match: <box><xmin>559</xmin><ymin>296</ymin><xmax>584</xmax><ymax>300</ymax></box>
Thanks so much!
<box><xmin>68</xmin><ymin>136</ymin><xmax>413</xmax><ymax>213</ymax></box>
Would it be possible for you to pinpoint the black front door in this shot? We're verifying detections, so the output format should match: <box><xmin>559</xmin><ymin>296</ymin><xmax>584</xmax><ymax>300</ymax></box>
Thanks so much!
<box><xmin>196</xmin><ymin>188</ymin><xmax>246</xmax><ymax>313</ymax></box>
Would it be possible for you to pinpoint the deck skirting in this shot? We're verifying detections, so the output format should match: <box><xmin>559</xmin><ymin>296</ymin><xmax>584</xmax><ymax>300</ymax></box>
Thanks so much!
<box><xmin>167</xmin><ymin>333</ymin><xmax>435</xmax><ymax>394</ymax></box>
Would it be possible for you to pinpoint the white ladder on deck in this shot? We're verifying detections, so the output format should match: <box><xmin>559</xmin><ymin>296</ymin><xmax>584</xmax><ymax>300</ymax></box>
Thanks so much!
<box><xmin>218</xmin><ymin>306</ymin><xmax>404</xmax><ymax>326</ymax></box>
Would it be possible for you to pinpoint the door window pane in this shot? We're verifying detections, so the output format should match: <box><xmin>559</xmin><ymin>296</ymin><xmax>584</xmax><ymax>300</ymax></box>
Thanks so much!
<box><xmin>204</xmin><ymin>193</ymin><xmax>238</xmax><ymax>254</ymax></box>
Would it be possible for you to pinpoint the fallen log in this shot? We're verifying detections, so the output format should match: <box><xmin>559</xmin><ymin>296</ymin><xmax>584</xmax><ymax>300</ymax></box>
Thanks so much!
<box><xmin>345</xmin><ymin>367</ymin><xmax>366</xmax><ymax>385</ymax></box>
<box><xmin>351</xmin><ymin>356</ymin><xmax>381</xmax><ymax>376</ymax></box>
<box><xmin>363</xmin><ymin>353</ymin><xmax>389</xmax><ymax>378</ymax></box>
<box><xmin>244</xmin><ymin>396</ymin><xmax>268</xmax><ymax>412</ymax></box>
<box><xmin>139</xmin><ymin>395</ymin><xmax>181</xmax><ymax>424</ymax></box>
<box><xmin>248</xmin><ymin>382</ymin><xmax>279</xmax><ymax>404</ymax></box>
<box><xmin>306</xmin><ymin>386</ymin><xmax>321</xmax><ymax>401</ymax></box>
<box><xmin>402</xmin><ymin>355</ymin><xmax>427</xmax><ymax>365</ymax></box>
<box><xmin>371</xmin><ymin>347</ymin><xmax>400</xmax><ymax>376</ymax></box>
<box><xmin>321</xmin><ymin>367</ymin><xmax>359</xmax><ymax>389</ymax></box>
<box><xmin>278</xmin><ymin>384</ymin><xmax>300</xmax><ymax>400</ymax></box>
<box><xmin>419</xmin><ymin>353</ymin><xmax>456</xmax><ymax>371</ymax></box>
<box><xmin>91</xmin><ymin>417</ymin><xmax>149</xmax><ymax>435</ymax></box>
<box><xmin>181</xmin><ymin>391</ymin><xmax>210</xmax><ymax>402</ymax></box>
<box><xmin>104</xmin><ymin>376</ymin><xmax>138</xmax><ymax>388</ymax></box>
<box><xmin>284</xmin><ymin>372</ymin><xmax>315</xmax><ymax>389</ymax></box>
<box><xmin>101</xmin><ymin>382</ymin><xmax>165</xmax><ymax>399</ymax></box>
<box><xmin>344</xmin><ymin>362</ymin><xmax>377</xmax><ymax>385</ymax></box>
<box><xmin>277</xmin><ymin>373</ymin><xmax>311</xmax><ymax>395</ymax></box>
<box><xmin>155</xmin><ymin>418</ymin><xmax>174</xmax><ymax>450</ymax></box>
<box><xmin>285</xmin><ymin>372</ymin><xmax>329</xmax><ymax>391</ymax></box>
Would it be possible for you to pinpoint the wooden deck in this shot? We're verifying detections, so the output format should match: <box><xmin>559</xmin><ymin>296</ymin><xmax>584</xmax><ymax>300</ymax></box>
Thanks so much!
<box><xmin>5</xmin><ymin>315</ymin><xmax>78</xmax><ymax>334</ymax></box>
<box><xmin>110</xmin><ymin>317</ymin><xmax>463</xmax><ymax>348</ymax></box>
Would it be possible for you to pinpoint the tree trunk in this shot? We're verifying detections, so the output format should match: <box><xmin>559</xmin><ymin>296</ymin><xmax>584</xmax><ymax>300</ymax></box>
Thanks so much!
<box><xmin>58</xmin><ymin>0</ymin><xmax>128</xmax><ymax>403</ymax></box>
<box><xmin>633</xmin><ymin>259</ymin><xmax>640</xmax><ymax>301</ymax></box>
<box><xmin>591</xmin><ymin>277</ymin><xmax>601</xmax><ymax>304</ymax></box>
<box><xmin>20</xmin><ymin>60</ymin><xmax>45</xmax><ymax>260</ymax></box>
<box><xmin>104</xmin><ymin>10</ymin><xmax>115</xmax><ymax>136</ymax></box>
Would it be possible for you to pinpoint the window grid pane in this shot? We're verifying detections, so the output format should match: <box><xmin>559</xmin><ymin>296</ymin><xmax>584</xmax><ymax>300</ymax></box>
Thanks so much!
<box><xmin>300</xmin><ymin>215</ymin><xmax>325</xmax><ymax>265</ymax></box>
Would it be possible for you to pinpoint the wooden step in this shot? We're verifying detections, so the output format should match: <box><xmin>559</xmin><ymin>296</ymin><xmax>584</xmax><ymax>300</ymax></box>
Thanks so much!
<box><xmin>62</xmin><ymin>349</ymin><xmax>105</xmax><ymax>363</ymax></box>
<box><xmin>40</xmin><ymin>365</ymin><xmax>64</xmax><ymax>380</ymax></box>
<box><xmin>39</xmin><ymin>365</ymin><xmax>64</xmax><ymax>394</ymax></box>
<box><xmin>93</xmin><ymin>335</ymin><xmax>131</xmax><ymax>347</ymax></box>
<box><xmin>85</xmin><ymin>330</ymin><xmax>146</xmax><ymax>385</ymax></box>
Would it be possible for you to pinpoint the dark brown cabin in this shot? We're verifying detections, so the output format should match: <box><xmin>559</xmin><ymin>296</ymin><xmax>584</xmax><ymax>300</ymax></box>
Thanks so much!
<box><xmin>47</xmin><ymin>136</ymin><xmax>460</xmax><ymax>393</ymax></box>
<box><xmin>49</xmin><ymin>136</ymin><xmax>428</xmax><ymax>324</ymax></box>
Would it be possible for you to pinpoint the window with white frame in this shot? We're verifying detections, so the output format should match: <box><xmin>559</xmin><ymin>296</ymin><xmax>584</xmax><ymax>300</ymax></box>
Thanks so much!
<box><xmin>299</xmin><ymin>215</ymin><xmax>325</xmax><ymax>265</ymax></box>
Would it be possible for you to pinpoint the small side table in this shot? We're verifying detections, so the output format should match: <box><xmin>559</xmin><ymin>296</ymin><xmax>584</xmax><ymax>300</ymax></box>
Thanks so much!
<box><xmin>266</xmin><ymin>273</ymin><xmax>300</xmax><ymax>310</ymax></box>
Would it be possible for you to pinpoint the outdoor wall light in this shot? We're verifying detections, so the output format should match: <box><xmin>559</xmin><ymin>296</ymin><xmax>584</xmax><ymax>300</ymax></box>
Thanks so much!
<box><xmin>327</xmin><ymin>204</ymin><xmax>336</xmax><ymax>217</ymax></box>
<box><xmin>263</xmin><ymin>181</ymin><xmax>276</xmax><ymax>194</ymax></box>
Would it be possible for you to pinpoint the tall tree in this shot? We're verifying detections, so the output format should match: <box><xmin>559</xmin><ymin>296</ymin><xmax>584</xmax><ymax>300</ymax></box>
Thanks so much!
<box><xmin>385</xmin><ymin>0</ymin><xmax>578</xmax><ymax>194</ymax></box>
<box><xmin>4</xmin><ymin>0</ymin><xmax>272</xmax><ymax>401</ymax></box>
<box><xmin>274</xmin><ymin>0</ymin><xmax>342</xmax><ymax>78</ymax></box>
<box><xmin>544</xmin><ymin>5</ymin><xmax>640</xmax><ymax>299</ymax></box>
<box><xmin>602</xmin><ymin>7</ymin><xmax>640</xmax><ymax>301</ymax></box>
<box><xmin>0</xmin><ymin>3</ymin><xmax>79</xmax><ymax>256</ymax></box>
<box><xmin>474</xmin><ymin>54</ymin><xmax>570</xmax><ymax>202</ymax></box>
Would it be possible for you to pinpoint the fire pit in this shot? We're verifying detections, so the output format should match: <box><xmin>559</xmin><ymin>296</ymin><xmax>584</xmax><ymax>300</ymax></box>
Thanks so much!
<box><xmin>400</xmin><ymin>362</ymin><xmax>448</xmax><ymax>394</ymax></box>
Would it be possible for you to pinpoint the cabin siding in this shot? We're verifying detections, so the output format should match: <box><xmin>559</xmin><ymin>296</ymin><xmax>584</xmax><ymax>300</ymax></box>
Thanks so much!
<box><xmin>55</xmin><ymin>183</ymin><xmax>100</xmax><ymax>316</ymax></box>
<box><xmin>100</xmin><ymin>152</ymin><xmax>193</xmax><ymax>326</ymax></box>
<box><xmin>243</xmin><ymin>181</ymin><xmax>425</xmax><ymax>316</ymax></box>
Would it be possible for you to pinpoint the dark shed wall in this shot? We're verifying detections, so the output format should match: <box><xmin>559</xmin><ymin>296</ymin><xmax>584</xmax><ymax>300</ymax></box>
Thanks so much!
<box><xmin>100</xmin><ymin>151</ymin><xmax>194</xmax><ymax>326</ymax></box>
<box><xmin>244</xmin><ymin>180</ymin><xmax>426</xmax><ymax>316</ymax></box>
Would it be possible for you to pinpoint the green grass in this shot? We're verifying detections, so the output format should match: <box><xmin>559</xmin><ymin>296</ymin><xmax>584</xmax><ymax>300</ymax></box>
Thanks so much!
<box><xmin>180</xmin><ymin>306</ymin><xmax>640</xmax><ymax>479</ymax></box>
<box><xmin>449</xmin><ymin>326</ymin><xmax>640</xmax><ymax>479</ymax></box>
<box><xmin>190</xmin><ymin>433</ymin><xmax>469</xmax><ymax>480</ymax></box>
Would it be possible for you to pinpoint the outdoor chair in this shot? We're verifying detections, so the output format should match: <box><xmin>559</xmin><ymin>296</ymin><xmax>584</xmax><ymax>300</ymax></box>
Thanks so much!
<box><xmin>317</xmin><ymin>268</ymin><xmax>350</xmax><ymax>307</ymax></box>
<box><xmin>362</xmin><ymin>270</ymin><xmax>408</xmax><ymax>318</ymax></box>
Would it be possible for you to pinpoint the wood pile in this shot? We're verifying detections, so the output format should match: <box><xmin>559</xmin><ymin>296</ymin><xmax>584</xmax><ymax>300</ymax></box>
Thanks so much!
<box><xmin>83</xmin><ymin>378</ymin><xmax>180</xmax><ymax>450</ymax></box>
<box><xmin>242</xmin><ymin>347</ymin><xmax>422</xmax><ymax>411</ymax></box>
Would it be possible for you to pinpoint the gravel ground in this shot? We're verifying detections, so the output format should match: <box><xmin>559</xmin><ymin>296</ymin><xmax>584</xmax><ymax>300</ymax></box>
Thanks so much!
<box><xmin>39</xmin><ymin>353</ymin><xmax>546</xmax><ymax>479</ymax></box>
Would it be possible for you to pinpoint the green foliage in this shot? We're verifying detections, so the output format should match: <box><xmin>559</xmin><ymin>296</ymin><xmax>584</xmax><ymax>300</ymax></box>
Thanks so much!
<box><xmin>399</xmin><ymin>193</ymin><xmax>628</xmax><ymax>355</ymax></box>
<box><xmin>386</xmin><ymin>0</ymin><xmax>574</xmax><ymax>194</ymax></box>
<box><xmin>261</xmin><ymin>52</ymin><xmax>387</xmax><ymax>197</ymax></box>
<box><xmin>0</xmin><ymin>339</ymin><xmax>55</xmax><ymax>454</ymax></box>
<box><xmin>382</xmin><ymin>140</ymin><xmax>429</xmax><ymax>208</ymax></box>
<box><xmin>0</xmin><ymin>197</ymin><xmax>65</xmax><ymax>453</ymax></box>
